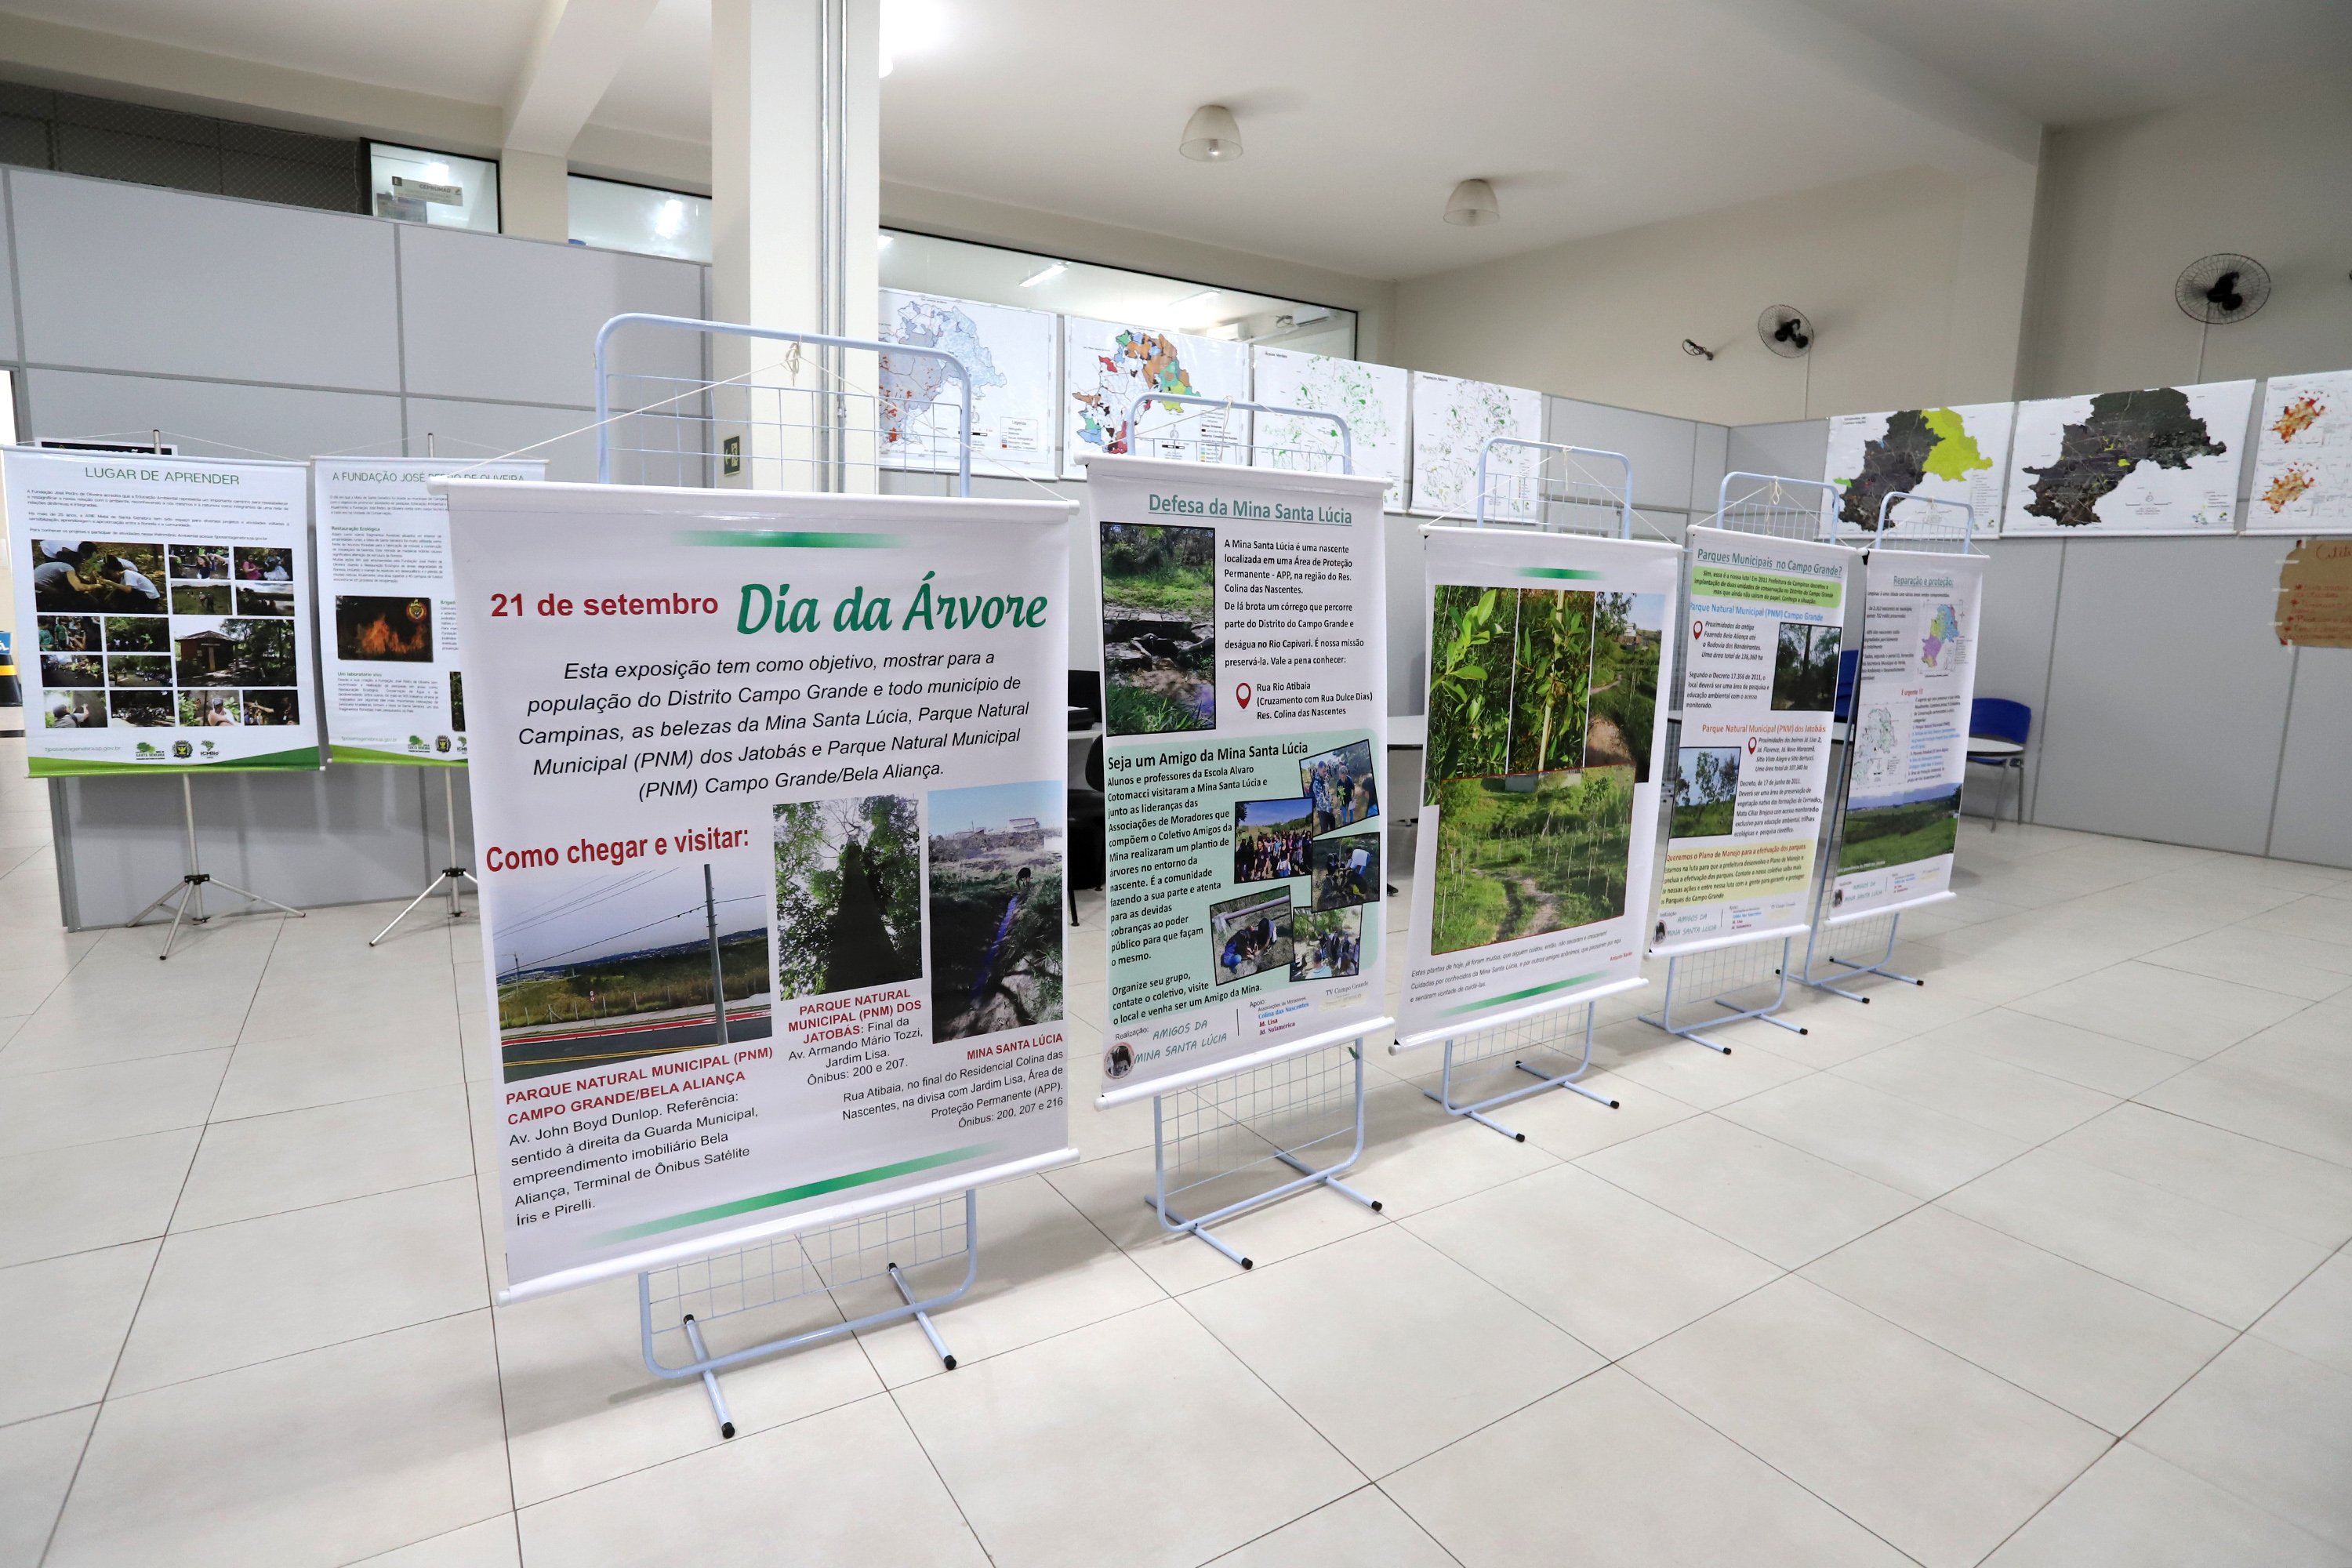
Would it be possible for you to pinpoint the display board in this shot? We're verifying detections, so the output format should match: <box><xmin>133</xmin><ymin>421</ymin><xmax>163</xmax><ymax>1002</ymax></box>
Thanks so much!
<box><xmin>1823</xmin><ymin>402</ymin><xmax>2013</xmax><ymax>537</ymax></box>
<box><xmin>441</xmin><ymin>479</ymin><xmax>1079</xmax><ymax>1300</ymax></box>
<box><xmin>1087</xmin><ymin>456</ymin><xmax>1391</xmax><ymax>1105</ymax></box>
<box><xmin>1397</xmin><ymin>525</ymin><xmax>1680</xmax><ymax>1047</ymax></box>
<box><xmin>1061</xmin><ymin>318</ymin><xmax>1249</xmax><ymax>480</ymax></box>
<box><xmin>1651</xmin><ymin>528</ymin><xmax>1858</xmax><ymax>955</ymax></box>
<box><xmin>1250</xmin><ymin>346</ymin><xmax>1409</xmax><ymax>510</ymax></box>
<box><xmin>9</xmin><ymin>448</ymin><xmax>319</xmax><ymax>774</ymax></box>
<box><xmin>1408</xmin><ymin>372</ymin><xmax>1542</xmax><ymax>521</ymax></box>
<box><xmin>2247</xmin><ymin>370</ymin><xmax>2352</xmax><ymax>535</ymax></box>
<box><xmin>878</xmin><ymin>289</ymin><xmax>1058</xmax><ymax>479</ymax></box>
<box><xmin>2002</xmin><ymin>381</ymin><xmax>2254</xmax><ymax>535</ymax></box>
<box><xmin>1828</xmin><ymin>549</ymin><xmax>1987</xmax><ymax>923</ymax></box>
<box><xmin>314</xmin><ymin>457</ymin><xmax>543</xmax><ymax>765</ymax></box>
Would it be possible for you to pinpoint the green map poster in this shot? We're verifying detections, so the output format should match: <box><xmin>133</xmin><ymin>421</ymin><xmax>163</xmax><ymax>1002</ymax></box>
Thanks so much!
<box><xmin>1823</xmin><ymin>401</ymin><xmax>2013</xmax><ymax>540</ymax></box>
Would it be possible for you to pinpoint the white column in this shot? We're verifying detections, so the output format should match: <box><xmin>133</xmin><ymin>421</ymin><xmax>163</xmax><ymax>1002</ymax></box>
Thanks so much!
<box><xmin>499</xmin><ymin>148</ymin><xmax>570</xmax><ymax>242</ymax></box>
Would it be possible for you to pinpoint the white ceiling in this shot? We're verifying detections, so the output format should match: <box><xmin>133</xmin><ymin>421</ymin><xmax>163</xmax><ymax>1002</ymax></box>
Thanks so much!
<box><xmin>8</xmin><ymin>0</ymin><xmax>2349</xmax><ymax>281</ymax></box>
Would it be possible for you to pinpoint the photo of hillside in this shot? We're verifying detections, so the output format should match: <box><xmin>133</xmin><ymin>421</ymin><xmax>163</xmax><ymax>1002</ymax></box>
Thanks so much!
<box><xmin>1430</xmin><ymin>765</ymin><xmax>1636</xmax><ymax>954</ymax></box>
<box><xmin>927</xmin><ymin>780</ymin><xmax>1065</xmax><ymax>1041</ymax></box>
<box><xmin>1838</xmin><ymin>786</ymin><xmax>1962</xmax><ymax>873</ymax></box>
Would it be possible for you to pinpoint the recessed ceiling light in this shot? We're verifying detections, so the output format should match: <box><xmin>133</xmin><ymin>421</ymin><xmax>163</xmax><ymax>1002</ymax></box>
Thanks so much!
<box><xmin>1018</xmin><ymin>262</ymin><xmax>1067</xmax><ymax>288</ymax></box>
<box><xmin>1180</xmin><ymin>104</ymin><xmax>1243</xmax><ymax>162</ymax></box>
<box><xmin>1444</xmin><ymin>178</ymin><xmax>1500</xmax><ymax>227</ymax></box>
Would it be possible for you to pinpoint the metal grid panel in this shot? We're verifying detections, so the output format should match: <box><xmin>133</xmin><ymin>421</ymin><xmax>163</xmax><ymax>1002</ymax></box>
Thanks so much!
<box><xmin>1446</xmin><ymin>1000</ymin><xmax>1595</xmax><ymax>1072</ymax></box>
<box><xmin>1475</xmin><ymin>439</ymin><xmax>1637</xmax><ymax>537</ymax></box>
<box><xmin>1158</xmin><ymin>1042</ymin><xmax>1359</xmax><ymax>1207</ymax></box>
<box><xmin>1122</xmin><ymin>392</ymin><xmax>1348</xmax><ymax>474</ymax></box>
<box><xmin>1864</xmin><ymin>490</ymin><xmax>1980</xmax><ymax>554</ymax></box>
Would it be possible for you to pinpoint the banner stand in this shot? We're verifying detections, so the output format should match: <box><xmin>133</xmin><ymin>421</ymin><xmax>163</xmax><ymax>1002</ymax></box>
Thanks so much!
<box><xmin>1795</xmin><ymin>488</ymin><xmax>1978</xmax><ymax>1004</ymax></box>
<box><xmin>130</xmin><ymin>773</ymin><xmax>307</xmax><ymax>960</ymax></box>
<box><xmin>370</xmin><ymin>767</ymin><xmax>474</xmax><ymax>946</ymax></box>
<box><xmin>1640</xmin><ymin>473</ymin><xmax>1853</xmax><ymax>1054</ymax></box>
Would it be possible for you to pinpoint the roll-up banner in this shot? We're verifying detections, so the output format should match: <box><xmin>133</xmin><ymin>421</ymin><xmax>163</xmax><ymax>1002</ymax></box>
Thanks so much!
<box><xmin>439</xmin><ymin>479</ymin><xmax>1079</xmax><ymax>1302</ymax></box>
<box><xmin>314</xmin><ymin>457</ymin><xmax>545</xmax><ymax>765</ymax></box>
<box><xmin>1397</xmin><ymin>526</ymin><xmax>1681</xmax><ymax>1049</ymax></box>
<box><xmin>1086</xmin><ymin>455</ymin><xmax>1392</xmax><ymax>1107</ymax></box>
<box><xmin>1651</xmin><ymin>528</ymin><xmax>1860</xmax><ymax>955</ymax></box>
<box><xmin>1828</xmin><ymin>548</ymin><xmax>1987</xmax><ymax>924</ymax></box>
<box><xmin>7</xmin><ymin>448</ymin><xmax>321</xmax><ymax>774</ymax></box>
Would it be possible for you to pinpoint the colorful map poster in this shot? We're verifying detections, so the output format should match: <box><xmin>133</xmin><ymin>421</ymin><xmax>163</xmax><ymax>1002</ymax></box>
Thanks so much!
<box><xmin>878</xmin><ymin>290</ymin><xmax>1057</xmax><ymax>479</ymax></box>
<box><xmin>2247</xmin><ymin>370</ymin><xmax>2352</xmax><ymax>535</ymax></box>
<box><xmin>1823</xmin><ymin>401</ymin><xmax>2013</xmax><ymax>539</ymax></box>
<box><xmin>1061</xmin><ymin>318</ymin><xmax>1248</xmax><ymax>481</ymax></box>
<box><xmin>1408</xmin><ymin>373</ymin><xmax>1542</xmax><ymax>521</ymax></box>
<box><xmin>1250</xmin><ymin>347</ymin><xmax>1408</xmax><ymax>510</ymax></box>
<box><xmin>1829</xmin><ymin>549</ymin><xmax>1987</xmax><ymax>923</ymax></box>
<box><xmin>9</xmin><ymin>448</ymin><xmax>320</xmax><ymax>775</ymax></box>
<box><xmin>2002</xmin><ymin>381</ymin><xmax>2254</xmax><ymax>535</ymax></box>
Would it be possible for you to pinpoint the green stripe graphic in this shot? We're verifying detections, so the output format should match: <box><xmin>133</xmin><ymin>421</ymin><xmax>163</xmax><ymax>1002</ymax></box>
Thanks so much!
<box><xmin>1443</xmin><ymin>970</ymin><xmax>1606</xmax><ymax>1016</ymax></box>
<box><xmin>31</xmin><ymin>746</ymin><xmax>321</xmax><ymax>777</ymax></box>
<box><xmin>592</xmin><ymin>1142</ymin><xmax>998</xmax><ymax>1245</ymax></box>
<box><xmin>328</xmin><ymin>744</ymin><xmax>466</xmax><ymax>768</ymax></box>
<box><xmin>1515</xmin><ymin>567</ymin><xmax>1604</xmax><ymax>580</ymax></box>
<box><xmin>677</xmin><ymin>530</ymin><xmax>902</xmax><ymax>549</ymax></box>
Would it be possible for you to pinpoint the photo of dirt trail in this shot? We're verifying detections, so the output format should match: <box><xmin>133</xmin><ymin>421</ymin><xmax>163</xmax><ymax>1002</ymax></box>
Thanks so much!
<box><xmin>1100</xmin><ymin>521</ymin><xmax>1214</xmax><ymax>735</ymax></box>
<box><xmin>1430</xmin><ymin>766</ymin><xmax>1636</xmax><ymax>955</ymax></box>
<box><xmin>773</xmin><ymin>795</ymin><xmax>924</xmax><ymax>1000</ymax></box>
<box><xmin>489</xmin><ymin>855</ymin><xmax>774</xmax><ymax>1084</ymax></box>
<box><xmin>927</xmin><ymin>781</ymin><xmax>1065</xmax><ymax>1042</ymax></box>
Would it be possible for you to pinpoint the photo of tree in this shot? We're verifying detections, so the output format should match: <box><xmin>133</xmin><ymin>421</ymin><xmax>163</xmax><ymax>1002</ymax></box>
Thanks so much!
<box><xmin>1100</xmin><ymin>521</ymin><xmax>1214</xmax><ymax>735</ymax></box>
<box><xmin>1504</xmin><ymin>589</ymin><xmax>1595</xmax><ymax>774</ymax></box>
<box><xmin>927</xmin><ymin>780</ymin><xmax>1064</xmax><ymax>1041</ymax></box>
<box><xmin>773</xmin><ymin>794</ymin><xmax>924</xmax><ymax>999</ymax></box>
<box><xmin>1838</xmin><ymin>786</ymin><xmax>1962</xmax><ymax>873</ymax></box>
<box><xmin>1669</xmin><ymin>746</ymin><xmax>1742</xmax><ymax>837</ymax></box>
<box><xmin>103</xmin><ymin>615</ymin><xmax>167</xmax><ymax>652</ymax></box>
<box><xmin>104</xmin><ymin>655</ymin><xmax>170</xmax><ymax>688</ymax></box>
<box><xmin>1772</xmin><ymin>621</ymin><xmax>1841</xmax><ymax>711</ymax></box>
<box><xmin>449</xmin><ymin>670</ymin><xmax>466</xmax><ymax>731</ymax></box>
<box><xmin>1429</xmin><ymin>766</ymin><xmax>1636</xmax><ymax>955</ymax></box>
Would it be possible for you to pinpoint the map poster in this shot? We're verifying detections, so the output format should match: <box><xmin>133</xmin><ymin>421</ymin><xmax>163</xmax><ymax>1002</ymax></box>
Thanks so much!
<box><xmin>878</xmin><ymin>289</ymin><xmax>1057</xmax><ymax>479</ymax></box>
<box><xmin>2002</xmin><ymin>381</ymin><xmax>2255</xmax><ymax>536</ymax></box>
<box><xmin>1250</xmin><ymin>346</ymin><xmax>1409</xmax><ymax>511</ymax></box>
<box><xmin>1398</xmin><ymin>525</ymin><xmax>1680</xmax><ymax>1048</ymax></box>
<box><xmin>439</xmin><ymin>477</ymin><xmax>1079</xmax><ymax>1301</ymax></box>
<box><xmin>1651</xmin><ymin>528</ymin><xmax>1858</xmax><ymax>956</ymax></box>
<box><xmin>1407</xmin><ymin>372</ymin><xmax>1543</xmax><ymax>521</ymax></box>
<box><xmin>2247</xmin><ymin>370</ymin><xmax>2352</xmax><ymax>535</ymax></box>
<box><xmin>1061</xmin><ymin>318</ymin><xmax>1250</xmax><ymax>481</ymax></box>
<box><xmin>8</xmin><ymin>448</ymin><xmax>320</xmax><ymax>775</ymax></box>
<box><xmin>1087</xmin><ymin>456</ymin><xmax>1391</xmax><ymax>1105</ymax></box>
<box><xmin>314</xmin><ymin>456</ymin><xmax>543</xmax><ymax>766</ymax></box>
<box><xmin>1822</xmin><ymin>401</ymin><xmax>2014</xmax><ymax>539</ymax></box>
<box><xmin>1829</xmin><ymin>548</ymin><xmax>1987</xmax><ymax>924</ymax></box>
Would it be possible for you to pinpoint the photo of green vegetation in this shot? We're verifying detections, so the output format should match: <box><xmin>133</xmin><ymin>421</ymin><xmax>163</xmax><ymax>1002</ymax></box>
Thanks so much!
<box><xmin>927</xmin><ymin>781</ymin><xmax>1065</xmax><ymax>1042</ymax></box>
<box><xmin>1669</xmin><ymin>746</ymin><xmax>1741</xmax><ymax>837</ymax></box>
<box><xmin>1772</xmin><ymin>620</ymin><xmax>1842</xmax><ymax>711</ymax></box>
<box><xmin>773</xmin><ymin>795</ymin><xmax>924</xmax><ymax>998</ymax></box>
<box><xmin>1838</xmin><ymin>787</ymin><xmax>1962</xmax><ymax>873</ymax></box>
<box><xmin>1504</xmin><ymin>590</ymin><xmax>1595</xmax><ymax>774</ymax></box>
<box><xmin>497</xmin><ymin>935</ymin><xmax>769</xmax><ymax>1038</ymax></box>
<box><xmin>1430</xmin><ymin>766</ymin><xmax>1636</xmax><ymax>954</ymax></box>
<box><xmin>1100</xmin><ymin>521</ymin><xmax>1214</xmax><ymax>735</ymax></box>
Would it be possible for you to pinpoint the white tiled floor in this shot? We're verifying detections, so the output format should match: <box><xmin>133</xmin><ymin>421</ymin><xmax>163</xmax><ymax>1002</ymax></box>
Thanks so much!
<box><xmin>4</xmin><ymin>735</ymin><xmax>2350</xmax><ymax>1566</ymax></box>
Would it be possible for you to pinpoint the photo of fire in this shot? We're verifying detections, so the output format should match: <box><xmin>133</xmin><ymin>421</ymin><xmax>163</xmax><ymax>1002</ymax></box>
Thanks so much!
<box><xmin>336</xmin><ymin>595</ymin><xmax>434</xmax><ymax>662</ymax></box>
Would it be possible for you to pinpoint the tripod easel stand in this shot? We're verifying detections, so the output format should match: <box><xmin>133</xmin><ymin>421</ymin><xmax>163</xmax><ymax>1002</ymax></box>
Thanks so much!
<box><xmin>131</xmin><ymin>773</ymin><xmax>305</xmax><ymax>960</ymax></box>
<box><xmin>372</xmin><ymin>767</ymin><xmax>474</xmax><ymax>946</ymax></box>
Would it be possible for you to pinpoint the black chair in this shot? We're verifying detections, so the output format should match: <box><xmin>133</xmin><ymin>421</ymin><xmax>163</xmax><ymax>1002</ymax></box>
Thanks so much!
<box><xmin>1066</xmin><ymin>735</ymin><xmax>1105</xmax><ymax>925</ymax></box>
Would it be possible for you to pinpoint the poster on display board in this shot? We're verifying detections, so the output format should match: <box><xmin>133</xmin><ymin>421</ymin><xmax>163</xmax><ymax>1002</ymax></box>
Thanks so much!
<box><xmin>1408</xmin><ymin>372</ymin><xmax>1543</xmax><ymax>522</ymax></box>
<box><xmin>2002</xmin><ymin>381</ymin><xmax>2254</xmax><ymax>536</ymax></box>
<box><xmin>2245</xmin><ymin>370</ymin><xmax>2352</xmax><ymax>534</ymax></box>
<box><xmin>877</xmin><ymin>289</ymin><xmax>1058</xmax><ymax>479</ymax></box>
<box><xmin>440</xmin><ymin>479</ymin><xmax>1079</xmax><ymax>1301</ymax></box>
<box><xmin>1060</xmin><ymin>318</ymin><xmax>1250</xmax><ymax>481</ymax></box>
<box><xmin>7</xmin><ymin>448</ymin><xmax>319</xmax><ymax>774</ymax></box>
<box><xmin>1396</xmin><ymin>525</ymin><xmax>1680</xmax><ymax>1048</ymax></box>
<box><xmin>1651</xmin><ymin>528</ymin><xmax>1858</xmax><ymax>955</ymax></box>
<box><xmin>1822</xmin><ymin>402</ymin><xmax>2014</xmax><ymax>538</ymax></box>
<box><xmin>1250</xmin><ymin>346</ymin><xmax>1409</xmax><ymax>511</ymax></box>
<box><xmin>314</xmin><ymin>457</ymin><xmax>543</xmax><ymax>765</ymax></box>
<box><xmin>1087</xmin><ymin>456</ymin><xmax>1391</xmax><ymax>1105</ymax></box>
<box><xmin>1828</xmin><ymin>548</ymin><xmax>1987</xmax><ymax>924</ymax></box>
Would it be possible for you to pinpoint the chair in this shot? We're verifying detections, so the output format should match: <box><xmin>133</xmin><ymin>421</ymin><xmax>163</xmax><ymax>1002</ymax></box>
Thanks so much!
<box><xmin>1066</xmin><ymin>735</ymin><xmax>1105</xmax><ymax>924</ymax></box>
<box><xmin>1966</xmin><ymin>698</ymin><xmax>2031</xmax><ymax>831</ymax></box>
<box><xmin>1832</xmin><ymin>648</ymin><xmax>1860</xmax><ymax>723</ymax></box>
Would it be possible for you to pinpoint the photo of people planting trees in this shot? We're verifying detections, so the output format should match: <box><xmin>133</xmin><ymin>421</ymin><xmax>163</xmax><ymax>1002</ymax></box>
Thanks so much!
<box><xmin>1099</xmin><ymin>521</ymin><xmax>1214</xmax><ymax>735</ymax></box>
<box><xmin>1424</xmin><ymin>584</ymin><xmax>1666</xmax><ymax>955</ymax></box>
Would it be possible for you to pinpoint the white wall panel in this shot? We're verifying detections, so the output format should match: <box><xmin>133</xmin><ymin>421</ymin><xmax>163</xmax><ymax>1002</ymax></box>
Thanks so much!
<box><xmin>1726</xmin><ymin>419</ymin><xmax>1827</xmax><ymax>485</ymax></box>
<box><xmin>11</xmin><ymin>170</ymin><xmax>399</xmax><ymax>390</ymax></box>
<box><xmin>2268</xmin><ymin>649</ymin><xmax>2352</xmax><ymax>869</ymax></box>
<box><xmin>1689</xmin><ymin>423</ymin><xmax>1729</xmax><ymax>517</ymax></box>
<box><xmin>1965</xmin><ymin>539</ymin><xmax>2062</xmax><ymax>821</ymax></box>
<box><xmin>24</xmin><ymin>369</ymin><xmax>403</xmax><ymax>463</ymax></box>
<box><xmin>397</xmin><ymin>225</ymin><xmax>703</xmax><ymax>407</ymax></box>
<box><xmin>1545</xmin><ymin>396</ymin><xmax>1697</xmax><ymax>512</ymax></box>
<box><xmin>2034</xmin><ymin>538</ymin><xmax>2296</xmax><ymax>855</ymax></box>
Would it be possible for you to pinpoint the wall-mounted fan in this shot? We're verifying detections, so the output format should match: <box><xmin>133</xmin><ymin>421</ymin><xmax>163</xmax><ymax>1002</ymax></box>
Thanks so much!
<box><xmin>1758</xmin><ymin>305</ymin><xmax>1813</xmax><ymax>358</ymax></box>
<box><xmin>2176</xmin><ymin>254</ymin><xmax>2270</xmax><ymax>325</ymax></box>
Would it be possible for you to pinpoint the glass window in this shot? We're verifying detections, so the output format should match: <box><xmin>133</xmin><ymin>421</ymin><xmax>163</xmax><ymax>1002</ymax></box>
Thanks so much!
<box><xmin>568</xmin><ymin>175</ymin><xmax>711</xmax><ymax>263</ymax></box>
<box><xmin>368</xmin><ymin>143</ymin><xmax>499</xmax><ymax>233</ymax></box>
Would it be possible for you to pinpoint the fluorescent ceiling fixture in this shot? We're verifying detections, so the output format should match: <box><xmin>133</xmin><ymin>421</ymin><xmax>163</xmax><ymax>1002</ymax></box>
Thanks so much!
<box><xmin>1180</xmin><ymin>104</ymin><xmax>1243</xmax><ymax>162</ymax></box>
<box><xmin>880</xmin><ymin>0</ymin><xmax>946</xmax><ymax>78</ymax></box>
<box><xmin>1017</xmin><ymin>262</ymin><xmax>1067</xmax><ymax>287</ymax></box>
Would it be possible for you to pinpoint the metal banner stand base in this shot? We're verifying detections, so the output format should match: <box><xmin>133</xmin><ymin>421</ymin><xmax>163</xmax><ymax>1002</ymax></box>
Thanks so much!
<box><xmin>1145</xmin><ymin>1041</ymin><xmax>1382</xmax><ymax>1271</ymax></box>
<box><xmin>1428</xmin><ymin>1003</ymin><xmax>1617</xmax><ymax>1143</ymax></box>
<box><xmin>641</xmin><ymin>1188</ymin><xmax>978</xmax><ymax>1439</ymax></box>
<box><xmin>1797</xmin><ymin>911</ymin><xmax>1922</xmax><ymax>1003</ymax></box>
<box><xmin>372</xmin><ymin>769</ymin><xmax>476</xmax><ymax>946</ymax></box>
<box><xmin>129</xmin><ymin>774</ymin><xmax>306</xmax><ymax>960</ymax></box>
<box><xmin>1637</xmin><ymin>936</ymin><xmax>1809</xmax><ymax>1054</ymax></box>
